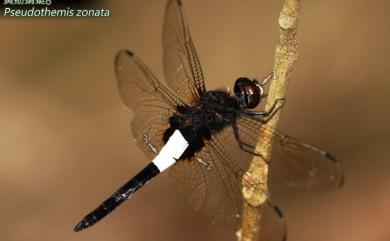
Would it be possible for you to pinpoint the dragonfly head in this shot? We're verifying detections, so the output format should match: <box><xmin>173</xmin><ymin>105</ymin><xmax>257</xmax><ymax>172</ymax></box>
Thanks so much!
<box><xmin>234</xmin><ymin>77</ymin><xmax>264</xmax><ymax>109</ymax></box>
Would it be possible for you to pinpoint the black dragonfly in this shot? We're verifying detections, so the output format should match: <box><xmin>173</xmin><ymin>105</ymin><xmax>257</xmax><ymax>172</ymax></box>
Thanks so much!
<box><xmin>74</xmin><ymin>0</ymin><xmax>344</xmax><ymax>240</ymax></box>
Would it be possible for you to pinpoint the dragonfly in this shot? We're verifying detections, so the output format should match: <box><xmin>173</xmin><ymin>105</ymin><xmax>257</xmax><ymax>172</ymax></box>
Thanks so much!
<box><xmin>74</xmin><ymin>0</ymin><xmax>344</xmax><ymax>240</ymax></box>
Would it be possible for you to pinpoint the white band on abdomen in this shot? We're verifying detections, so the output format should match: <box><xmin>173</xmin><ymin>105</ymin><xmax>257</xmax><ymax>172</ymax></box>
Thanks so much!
<box><xmin>152</xmin><ymin>130</ymin><xmax>189</xmax><ymax>172</ymax></box>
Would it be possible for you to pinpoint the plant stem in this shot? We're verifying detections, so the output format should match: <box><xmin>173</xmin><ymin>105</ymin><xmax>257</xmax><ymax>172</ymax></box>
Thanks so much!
<box><xmin>238</xmin><ymin>0</ymin><xmax>301</xmax><ymax>240</ymax></box>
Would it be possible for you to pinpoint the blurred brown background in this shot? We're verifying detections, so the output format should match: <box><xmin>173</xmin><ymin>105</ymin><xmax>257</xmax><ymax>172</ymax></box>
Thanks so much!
<box><xmin>0</xmin><ymin>0</ymin><xmax>389</xmax><ymax>241</ymax></box>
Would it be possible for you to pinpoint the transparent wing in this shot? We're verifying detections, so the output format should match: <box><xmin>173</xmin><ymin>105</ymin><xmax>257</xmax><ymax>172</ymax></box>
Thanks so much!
<box><xmin>115</xmin><ymin>49</ymin><xmax>186</xmax><ymax>158</ymax></box>
<box><xmin>163</xmin><ymin>0</ymin><xmax>206</xmax><ymax>104</ymax></box>
<box><xmin>234</xmin><ymin>114</ymin><xmax>344</xmax><ymax>192</ymax></box>
<box><xmin>169</xmin><ymin>133</ymin><xmax>287</xmax><ymax>241</ymax></box>
<box><xmin>169</xmin><ymin>137</ymin><xmax>243</xmax><ymax>229</ymax></box>
<box><xmin>258</xmin><ymin>201</ymin><xmax>287</xmax><ymax>241</ymax></box>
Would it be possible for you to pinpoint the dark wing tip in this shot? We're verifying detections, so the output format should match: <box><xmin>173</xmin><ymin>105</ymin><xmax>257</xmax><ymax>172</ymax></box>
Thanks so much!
<box><xmin>114</xmin><ymin>49</ymin><xmax>135</xmax><ymax>65</ymax></box>
<box><xmin>322</xmin><ymin>151</ymin><xmax>345</xmax><ymax>189</ymax></box>
<box><xmin>323</xmin><ymin>151</ymin><xmax>337</xmax><ymax>163</ymax></box>
<box><xmin>116</xmin><ymin>49</ymin><xmax>135</xmax><ymax>59</ymax></box>
<box><xmin>114</xmin><ymin>49</ymin><xmax>136</xmax><ymax>72</ymax></box>
<box><xmin>167</xmin><ymin>0</ymin><xmax>182</xmax><ymax>8</ymax></box>
<box><xmin>270</xmin><ymin>203</ymin><xmax>288</xmax><ymax>241</ymax></box>
<box><xmin>124</xmin><ymin>49</ymin><xmax>134</xmax><ymax>57</ymax></box>
<box><xmin>273</xmin><ymin>205</ymin><xmax>284</xmax><ymax>218</ymax></box>
<box><xmin>282</xmin><ymin>233</ymin><xmax>288</xmax><ymax>241</ymax></box>
<box><xmin>339</xmin><ymin>173</ymin><xmax>346</xmax><ymax>188</ymax></box>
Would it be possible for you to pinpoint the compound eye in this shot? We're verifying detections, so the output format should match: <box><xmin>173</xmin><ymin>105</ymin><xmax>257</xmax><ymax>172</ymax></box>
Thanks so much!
<box><xmin>234</xmin><ymin>77</ymin><xmax>261</xmax><ymax>109</ymax></box>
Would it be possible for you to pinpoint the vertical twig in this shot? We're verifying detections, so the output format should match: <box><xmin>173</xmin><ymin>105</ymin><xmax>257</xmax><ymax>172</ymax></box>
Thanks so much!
<box><xmin>238</xmin><ymin>0</ymin><xmax>301</xmax><ymax>240</ymax></box>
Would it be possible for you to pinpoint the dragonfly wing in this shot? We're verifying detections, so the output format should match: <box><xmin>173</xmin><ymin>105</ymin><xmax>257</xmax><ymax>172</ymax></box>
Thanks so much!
<box><xmin>235</xmin><ymin>115</ymin><xmax>344</xmax><ymax>192</ymax></box>
<box><xmin>169</xmin><ymin>136</ymin><xmax>243</xmax><ymax>229</ymax></box>
<box><xmin>163</xmin><ymin>0</ymin><xmax>206</xmax><ymax>104</ymax></box>
<box><xmin>115</xmin><ymin>50</ymin><xmax>186</xmax><ymax>159</ymax></box>
<box><xmin>169</xmin><ymin>131</ymin><xmax>286</xmax><ymax>240</ymax></box>
<box><xmin>257</xmin><ymin>201</ymin><xmax>287</xmax><ymax>241</ymax></box>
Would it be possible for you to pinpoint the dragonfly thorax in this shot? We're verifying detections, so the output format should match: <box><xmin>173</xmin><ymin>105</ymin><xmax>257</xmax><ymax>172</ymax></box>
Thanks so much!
<box><xmin>163</xmin><ymin>91</ymin><xmax>240</xmax><ymax>160</ymax></box>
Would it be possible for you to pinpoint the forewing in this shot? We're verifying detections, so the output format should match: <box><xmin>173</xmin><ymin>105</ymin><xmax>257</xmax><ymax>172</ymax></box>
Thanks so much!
<box><xmin>163</xmin><ymin>0</ymin><xmax>206</xmax><ymax>104</ymax></box>
<box><xmin>235</xmin><ymin>115</ymin><xmax>344</xmax><ymax>192</ymax></box>
<box><xmin>115</xmin><ymin>50</ymin><xmax>186</xmax><ymax>159</ymax></box>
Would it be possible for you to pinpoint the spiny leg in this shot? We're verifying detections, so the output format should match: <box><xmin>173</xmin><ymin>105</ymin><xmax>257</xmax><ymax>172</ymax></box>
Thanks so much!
<box><xmin>233</xmin><ymin>98</ymin><xmax>284</xmax><ymax>158</ymax></box>
<box><xmin>232</xmin><ymin>119</ymin><xmax>265</xmax><ymax>157</ymax></box>
<box><xmin>243</xmin><ymin>98</ymin><xmax>285</xmax><ymax>123</ymax></box>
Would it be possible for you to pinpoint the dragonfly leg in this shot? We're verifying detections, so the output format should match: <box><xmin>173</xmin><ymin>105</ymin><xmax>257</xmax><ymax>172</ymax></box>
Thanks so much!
<box><xmin>232</xmin><ymin>119</ymin><xmax>267</xmax><ymax>159</ymax></box>
<box><xmin>244</xmin><ymin>110</ymin><xmax>268</xmax><ymax>116</ymax></box>
<box><xmin>263</xmin><ymin>98</ymin><xmax>285</xmax><ymax>120</ymax></box>
<box><xmin>244</xmin><ymin>98</ymin><xmax>285</xmax><ymax>123</ymax></box>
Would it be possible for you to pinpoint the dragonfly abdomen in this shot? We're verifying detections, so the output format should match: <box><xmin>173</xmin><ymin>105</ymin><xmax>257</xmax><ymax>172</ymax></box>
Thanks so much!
<box><xmin>74</xmin><ymin>130</ymin><xmax>189</xmax><ymax>232</ymax></box>
<box><xmin>74</xmin><ymin>162</ymin><xmax>160</xmax><ymax>232</ymax></box>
